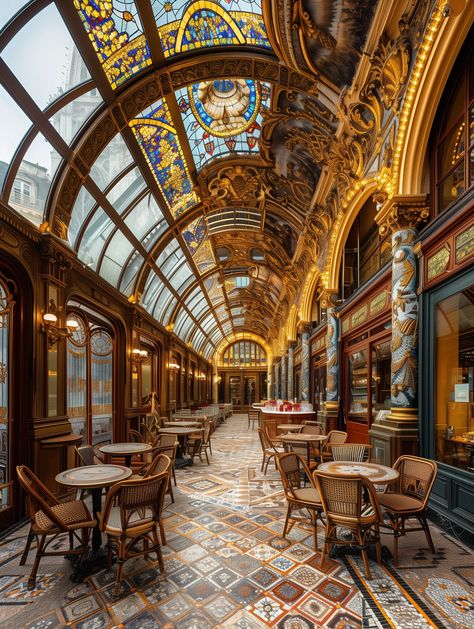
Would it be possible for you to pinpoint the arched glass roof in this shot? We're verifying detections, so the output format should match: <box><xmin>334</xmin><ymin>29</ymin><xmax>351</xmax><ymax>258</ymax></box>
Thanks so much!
<box><xmin>0</xmin><ymin>0</ymin><xmax>369</xmax><ymax>360</ymax></box>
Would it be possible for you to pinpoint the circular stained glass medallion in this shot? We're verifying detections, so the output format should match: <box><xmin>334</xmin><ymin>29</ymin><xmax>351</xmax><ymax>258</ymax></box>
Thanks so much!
<box><xmin>188</xmin><ymin>79</ymin><xmax>261</xmax><ymax>138</ymax></box>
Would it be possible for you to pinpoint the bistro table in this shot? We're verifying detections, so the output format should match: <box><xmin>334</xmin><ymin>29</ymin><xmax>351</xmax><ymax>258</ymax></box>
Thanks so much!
<box><xmin>164</xmin><ymin>421</ymin><xmax>201</xmax><ymax>427</ymax></box>
<box><xmin>159</xmin><ymin>427</ymin><xmax>204</xmax><ymax>467</ymax></box>
<box><xmin>99</xmin><ymin>442</ymin><xmax>152</xmax><ymax>467</ymax></box>
<box><xmin>281</xmin><ymin>433</ymin><xmax>327</xmax><ymax>466</ymax></box>
<box><xmin>277</xmin><ymin>423</ymin><xmax>304</xmax><ymax>433</ymax></box>
<box><xmin>56</xmin><ymin>464</ymin><xmax>132</xmax><ymax>580</ymax></box>
<box><xmin>317</xmin><ymin>461</ymin><xmax>399</xmax><ymax>486</ymax></box>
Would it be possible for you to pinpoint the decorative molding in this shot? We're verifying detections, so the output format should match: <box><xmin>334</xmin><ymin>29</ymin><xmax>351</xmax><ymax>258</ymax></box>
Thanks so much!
<box><xmin>376</xmin><ymin>194</ymin><xmax>430</xmax><ymax>236</ymax></box>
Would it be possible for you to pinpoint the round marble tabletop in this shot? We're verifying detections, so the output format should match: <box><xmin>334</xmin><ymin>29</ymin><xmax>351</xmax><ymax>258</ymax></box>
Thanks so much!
<box><xmin>281</xmin><ymin>433</ymin><xmax>327</xmax><ymax>442</ymax></box>
<box><xmin>164</xmin><ymin>421</ymin><xmax>201</xmax><ymax>427</ymax></box>
<box><xmin>159</xmin><ymin>427</ymin><xmax>203</xmax><ymax>435</ymax></box>
<box><xmin>317</xmin><ymin>461</ymin><xmax>399</xmax><ymax>484</ymax></box>
<box><xmin>99</xmin><ymin>443</ymin><xmax>152</xmax><ymax>456</ymax></box>
<box><xmin>277</xmin><ymin>424</ymin><xmax>305</xmax><ymax>432</ymax></box>
<box><xmin>56</xmin><ymin>464</ymin><xmax>132</xmax><ymax>488</ymax></box>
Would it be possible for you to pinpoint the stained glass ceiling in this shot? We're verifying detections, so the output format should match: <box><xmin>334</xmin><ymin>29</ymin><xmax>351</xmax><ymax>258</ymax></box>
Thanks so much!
<box><xmin>0</xmin><ymin>0</ymin><xmax>309</xmax><ymax>361</ymax></box>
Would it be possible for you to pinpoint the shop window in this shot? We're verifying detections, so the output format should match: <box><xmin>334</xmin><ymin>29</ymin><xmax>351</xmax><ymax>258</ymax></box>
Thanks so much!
<box><xmin>434</xmin><ymin>286</ymin><xmax>474</xmax><ymax>471</ymax></box>
<box><xmin>13</xmin><ymin>179</ymin><xmax>33</xmax><ymax>205</ymax></box>
<box><xmin>0</xmin><ymin>279</ymin><xmax>12</xmax><ymax>510</ymax></box>
<box><xmin>432</xmin><ymin>30</ymin><xmax>474</xmax><ymax>214</ymax></box>
<box><xmin>340</xmin><ymin>198</ymin><xmax>391</xmax><ymax>300</ymax></box>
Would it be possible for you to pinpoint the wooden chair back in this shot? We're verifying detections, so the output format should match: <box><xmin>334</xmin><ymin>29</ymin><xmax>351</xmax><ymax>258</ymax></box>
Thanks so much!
<box><xmin>330</xmin><ymin>443</ymin><xmax>372</xmax><ymax>462</ymax></box>
<box><xmin>392</xmin><ymin>455</ymin><xmax>437</xmax><ymax>507</ymax></box>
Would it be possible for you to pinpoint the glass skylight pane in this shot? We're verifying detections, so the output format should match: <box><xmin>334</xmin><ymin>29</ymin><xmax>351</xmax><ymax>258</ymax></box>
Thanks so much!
<box><xmin>169</xmin><ymin>262</ymin><xmax>193</xmax><ymax>291</ymax></box>
<box><xmin>2</xmin><ymin>4</ymin><xmax>90</xmax><ymax>111</ymax></box>
<box><xmin>78</xmin><ymin>208</ymin><xmax>114</xmax><ymax>270</ymax></box>
<box><xmin>50</xmin><ymin>88</ymin><xmax>103</xmax><ymax>146</ymax></box>
<box><xmin>0</xmin><ymin>86</ymin><xmax>31</xmax><ymax>188</ymax></box>
<box><xmin>74</xmin><ymin>0</ymin><xmax>151</xmax><ymax>90</ymax></box>
<box><xmin>90</xmin><ymin>134</ymin><xmax>134</xmax><ymax>191</ymax></box>
<box><xmin>8</xmin><ymin>133</ymin><xmax>61</xmax><ymax>227</ymax></box>
<box><xmin>100</xmin><ymin>231</ymin><xmax>134</xmax><ymax>286</ymax></box>
<box><xmin>175</xmin><ymin>311</ymin><xmax>194</xmax><ymax>339</ymax></box>
<box><xmin>153</xmin><ymin>0</ymin><xmax>270</xmax><ymax>58</ymax></box>
<box><xmin>200</xmin><ymin>313</ymin><xmax>217</xmax><ymax>333</ymax></box>
<box><xmin>158</xmin><ymin>293</ymin><xmax>177</xmax><ymax>325</ymax></box>
<box><xmin>106</xmin><ymin>167</ymin><xmax>145</xmax><ymax>215</ymax></box>
<box><xmin>69</xmin><ymin>186</ymin><xmax>97</xmax><ymax>248</ymax></box>
<box><xmin>177</xmin><ymin>81</ymin><xmax>270</xmax><ymax>171</ymax></box>
<box><xmin>141</xmin><ymin>272</ymin><xmax>163</xmax><ymax>312</ymax></box>
<box><xmin>124</xmin><ymin>193</ymin><xmax>165</xmax><ymax>241</ymax></box>
<box><xmin>142</xmin><ymin>220</ymin><xmax>168</xmax><ymax>251</ymax></box>
<box><xmin>0</xmin><ymin>1</ymin><xmax>29</xmax><ymax>30</ymax></box>
<box><xmin>120</xmin><ymin>251</ymin><xmax>144</xmax><ymax>295</ymax></box>
<box><xmin>209</xmin><ymin>328</ymin><xmax>223</xmax><ymax>344</ymax></box>
<box><xmin>192</xmin><ymin>329</ymin><xmax>205</xmax><ymax>352</ymax></box>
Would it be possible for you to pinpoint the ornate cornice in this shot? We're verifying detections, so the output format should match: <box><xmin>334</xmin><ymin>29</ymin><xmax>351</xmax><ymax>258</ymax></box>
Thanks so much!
<box><xmin>376</xmin><ymin>194</ymin><xmax>430</xmax><ymax>235</ymax></box>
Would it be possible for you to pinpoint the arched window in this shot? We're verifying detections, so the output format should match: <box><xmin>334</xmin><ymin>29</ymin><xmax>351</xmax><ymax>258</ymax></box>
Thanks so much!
<box><xmin>222</xmin><ymin>341</ymin><xmax>267</xmax><ymax>367</ymax></box>
<box><xmin>432</xmin><ymin>31</ymin><xmax>473</xmax><ymax>215</ymax></box>
<box><xmin>66</xmin><ymin>310</ymin><xmax>114</xmax><ymax>445</ymax></box>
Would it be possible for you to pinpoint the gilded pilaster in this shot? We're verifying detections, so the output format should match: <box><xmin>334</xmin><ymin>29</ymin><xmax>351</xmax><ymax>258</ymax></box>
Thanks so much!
<box><xmin>287</xmin><ymin>342</ymin><xmax>295</xmax><ymax>401</ymax></box>
<box><xmin>301</xmin><ymin>326</ymin><xmax>311</xmax><ymax>402</ymax></box>
<box><xmin>281</xmin><ymin>353</ymin><xmax>287</xmax><ymax>400</ymax></box>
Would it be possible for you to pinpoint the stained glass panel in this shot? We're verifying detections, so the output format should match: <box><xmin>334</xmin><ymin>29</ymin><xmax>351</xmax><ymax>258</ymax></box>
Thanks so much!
<box><xmin>177</xmin><ymin>80</ymin><xmax>270</xmax><ymax>171</ymax></box>
<box><xmin>74</xmin><ymin>0</ymin><xmax>151</xmax><ymax>89</ymax></box>
<box><xmin>152</xmin><ymin>0</ymin><xmax>270</xmax><ymax>58</ymax></box>
<box><xmin>182</xmin><ymin>216</ymin><xmax>215</xmax><ymax>273</ymax></box>
<box><xmin>130</xmin><ymin>100</ymin><xmax>199</xmax><ymax>218</ymax></box>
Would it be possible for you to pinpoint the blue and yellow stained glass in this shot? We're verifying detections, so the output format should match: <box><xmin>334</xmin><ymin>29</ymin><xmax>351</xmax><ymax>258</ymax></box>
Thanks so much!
<box><xmin>182</xmin><ymin>216</ymin><xmax>216</xmax><ymax>274</ymax></box>
<box><xmin>74</xmin><ymin>1</ymin><xmax>151</xmax><ymax>89</ymax></box>
<box><xmin>151</xmin><ymin>0</ymin><xmax>270</xmax><ymax>57</ymax></box>
<box><xmin>129</xmin><ymin>99</ymin><xmax>199</xmax><ymax>218</ymax></box>
<box><xmin>177</xmin><ymin>79</ymin><xmax>270</xmax><ymax>170</ymax></box>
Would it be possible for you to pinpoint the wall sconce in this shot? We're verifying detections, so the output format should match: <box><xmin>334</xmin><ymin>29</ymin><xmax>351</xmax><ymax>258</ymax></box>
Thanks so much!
<box><xmin>168</xmin><ymin>361</ymin><xmax>180</xmax><ymax>373</ymax></box>
<box><xmin>40</xmin><ymin>300</ymin><xmax>79</xmax><ymax>348</ymax></box>
<box><xmin>198</xmin><ymin>373</ymin><xmax>206</xmax><ymax>381</ymax></box>
<box><xmin>131</xmin><ymin>348</ymin><xmax>149</xmax><ymax>364</ymax></box>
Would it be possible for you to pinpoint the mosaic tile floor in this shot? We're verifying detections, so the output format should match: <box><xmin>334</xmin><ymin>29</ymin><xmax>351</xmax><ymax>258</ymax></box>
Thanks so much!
<box><xmin>0</xmin><ymin>414</ymin><xmax>472</xmax><ymax>628</ymax></box>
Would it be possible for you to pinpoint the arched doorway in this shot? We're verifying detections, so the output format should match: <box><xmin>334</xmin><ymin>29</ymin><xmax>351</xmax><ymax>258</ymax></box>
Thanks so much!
<box><xmin>218</xmin><ymin>341</ymin><xmax>268</xmax><ymax>410</ymax></box>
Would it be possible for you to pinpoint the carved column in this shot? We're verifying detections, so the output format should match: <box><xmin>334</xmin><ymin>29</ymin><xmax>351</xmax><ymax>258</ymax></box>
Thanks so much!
<box><xmin>321</xmin><ymin>290</ymin><xmax>340</xmax><ymax>432</ymax></box>
<box><xmin>369</xmin><ymin>195</ymin><xmax>429</xmax><ymax>465</ymax></box>
<box><xmin>274</xmin><ymin>361</ymin><xmax>279</xmax><ymax>399</ymax></box>
<box><xmin>281</xmin><ymin>353</ymin><xmax>287</xmax><ymax>400</ymax></box>
<box><xmin>287</xmin><ymin>342</ymin><xmax>295</xmax><ymax>401</ymax></box>
<box><xmin>301</xmin><ymin>326</ymin><xmax>311</xmax><ymax>402</ymax></box>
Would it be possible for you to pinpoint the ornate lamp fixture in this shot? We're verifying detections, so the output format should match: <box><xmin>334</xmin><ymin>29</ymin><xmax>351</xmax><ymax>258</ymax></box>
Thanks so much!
<box><xmin>40</xmin><ymin>300</ymin><xmax>79</xmax><ymax>347</ymax></box>
<box><xmin>167</xmin><ymin>361</ymin><xmax>180</xmax><ymax>373</ymax></box>
<box><xmin>130</xmin><ymin>348</ymin><xmax>149</xmax><ymax>364</ymax></box>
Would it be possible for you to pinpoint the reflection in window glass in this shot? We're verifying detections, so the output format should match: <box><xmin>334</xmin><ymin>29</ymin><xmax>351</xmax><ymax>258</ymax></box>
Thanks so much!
<box><xmin>120</xmin><ymin>251</ymin><xmax>144</xmax><ymax>296</ymax></box>
<box><xmin>0</xmin><ymin>1</ymin><xmax>29</xmax><ymax>30</ymax></box>
<box><xmin>8</xmin><ymin>133</ymin><xmax>61</xmax><ymax>226</ymax></box>
<box><xmin>168</xmin><ymin>262</ymin><xmax>194</xmax><ymax>291</ymax></box>
<box><xmin>141</xmin><ymin>271</ymin><xmax>163</xmax><ymax>312</ymax></box>
<box><xmin>106</xmin><ymin>167</ymin><xmax>146</xmax><ymax>215</ymax></box>
<box><xmin>90</xmin><ymin>134</ymin><xmax>134</xmax><ymax>191</ymax></box>
<box><xmin>78</xmin><ymin>207</ymin><xmax>114</xmax><ymax>270</ymax></box>
<box><xmin>50</xmin><ymin>88</ymin><xmax>103</xmax><ymax>145</ymax></box>
<box><xmin>435</xmin><ymin>287</ymin><xmax>474</xmax><ymax>471</ymax></box>
<box><xmin>100</xmin><ymin>230</ymin><xmax>134</xmax><ymax>286</ymax></box>
<box><xmin>124</xmin><ymin>193</ymin><xmax>165</xmax><ymax>242</ymax></box>
<box><xmin>69</xmin><ymin>186</ymin><xmax>97</xmax><ymax>247</ymax></box>
<box><xmin>2</xmin><ymin>4</ymin><xmax>89</xmax><ymax>111</ymax></box>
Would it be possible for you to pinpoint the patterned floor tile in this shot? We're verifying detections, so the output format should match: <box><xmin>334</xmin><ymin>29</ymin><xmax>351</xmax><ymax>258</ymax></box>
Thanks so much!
<box><xmin>2</xmin><ymin>574</ymin><xmax>62</xmax><ymax>603</ymax></box>
<box><xmin>193</xmin><ymin>555</ymin><xmax>221</xmax><ymax>574</ymax></box>
<box><xmin>226</xmin><ymin>554</ymin><xmax>261</xmax><ymax>576</ymax></box>
<box><xmin>185</xmin><ymin>577</ymin><xmax>216</xmax><ymax>602</ymax></box>
<box><xmin>268</xmin><ymin>555</ymin><xmax>297</xmax><ymax>573</ymax></box>
<box><xmin>249</xmin><ymin>566</ymin><xmax>282</xmax><ymax>588</ymax></box>
<box><xmin>205</xmin><ymin>593</ymin><xmax>240</xmax><ymax>622</ymax></box>
<box><xmin>21</xmin><ymin>613</ymin><xmax>66</xmax><ymax>629</ymax></box>
<box><xmin>61</xmin><ymin>594</ymin><xmax>101</xmax><ymax>622</ymax></box>
<box><xmin>143</xmin><ymin>577</ymin><xmax>179</xmax><ymax>604</ymax></box>
<box><xmin>109</xmin><ymin>593</ymin><xmax>146</xmax><ymax>622</ymax></box>
<box><xmin>174</xmin><ymin>609</ymin><xmax>215</xmax><ymax>629</ymax></box>
<box><xmin>246</xmin><ymin>543</ymin><xmax>280</xmax><ymax>562</ymax></box>
<box><xmin>168</xmin><ymin>565</ymin><xmax>200</xmax><ymax>588</ymax></box>
<box><xmin>288</xmin><ymin>564</ymin><xmax>324</xmax><ymax>588</ymax></box>
<box><xmin>270</xmin><ymin>579</ymin><xmax>306</xmax><ymax>604</ymax></box>
<box><xmin>284</xmin><ymin>543</ymin><xmax>316</xmax><ymax>562</ymax></box>
<box><xmin>315</xmin><ymin>577</ymin><xmax>352</xmax><ymax>604</ymax></box>
<box><xmin>176</xmin><ymin>543</ymin><xmax>208</xmax><ymax>563</ymax></box>
<box><xmin>296</xmin><ymin>591</ymin><xmax>333</xmax><ymax>623</ymax></box>
<box><xmin>209</xmin><ymin>566</ymin><xmax>240</xmax><ymax>588</ymax></box>
<box><xmin>251</xmin><ymin>594</ymin><xmax>286</xmax><ymax>624</ymax></box>
<box><xmin>274</xmin><ymin>612</ymin><xmax>319</xmax><ymax>629</ymax></box>
<box><xmin>122</xmin><ymin>609</ymin><xmax>163</xmax><ymax>628</ymax></box>
<box><xmin>228</xmin><ymin>577</ymin><xmax>262</xmax><ymax>605</ymax></box>
<box><xmin>157</xmin><ymin>592</ymin><xmax>192</xmax><ymax>621</ymax></box>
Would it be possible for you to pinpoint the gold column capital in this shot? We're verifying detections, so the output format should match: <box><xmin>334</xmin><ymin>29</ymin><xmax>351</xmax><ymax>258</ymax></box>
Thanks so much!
<box><xmin>376</xmin><ymin>194</ymin><xmax>430</xmax><ymax>236</ymax></box>
<box><xmin>319</xmin><ymin>289</ymin><xmax>340</xmax><ymax>309</ymax></box>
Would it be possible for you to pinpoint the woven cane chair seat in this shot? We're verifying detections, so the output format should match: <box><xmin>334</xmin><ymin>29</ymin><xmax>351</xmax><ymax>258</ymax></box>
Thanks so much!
<box><xmin>102</xmin><ymin>506</ymin><xmax>154</xmax><ymax>533</ymax></box>
<box><xmin>35</xmin><ymin>500</ymin><xmax>95</xmax><ymax>531</ymax></box>
<box><xmin>292</xmin><ymin>487</ymin><xmax>321</xmax><ymax>503</ymax></box>
<box><xmin>378</xmin><ymin>493</ymin><xmax>423</xmax><ymax>512</ymax></box>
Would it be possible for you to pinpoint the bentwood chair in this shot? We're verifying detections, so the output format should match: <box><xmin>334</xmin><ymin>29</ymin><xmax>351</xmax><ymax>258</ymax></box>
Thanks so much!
<box><xmin>276</xmin><ymin>453</ymin><xmax>324</xmax><ymax>550</ymax></box>
<box><xmin>16</xmin><ymin>465</ymin><xmax>96</xmax><ymax>589</ymax></box>
<box><xmin>258</xmin><ymin>428</ymin><xmax>285</xmax><ymax>474</ymax></box>
<box><xmin>140</xmin><ymin>422</ymin><xmax>157</xmax><ymax>445</ymax></box>
<box><xmin>75</xmin><ymin>444</ymin><xmax>104</xmax><ymax>466</ymax></box>
<box><xmin>248</xmin><ymin>409</ymin><xmax>260</xmax><ymax>430</ymax></box>
<box><xmin>128</xmin><ymin>429</ymin><xmax>143</xmax><ymax>443</ymax></box>
<box><xmin>130</xmin><ymin>454</ymin><xmax>171</xmax><ymax>545</ymax></box>
<box><xmin>318</xmin><ymin>430</ymin><xmax>348</xmax><ymax>462</ymax></box>
<box><xmin>330</xmin><ymin>443</ymin><xmax>372</xmax><ymax>462</ymax></box>
<box><xmin>99</xmin><ymin>471</ymin><xmax>169</xmax><ymax>596</ymax></box>
<box><xmin>186</xmin><ymin>422</ymin><xmax>212</xmax><ymax>465</ymax></box>
<box><xmin>154</xmin><ymin>433</ymin><xmax>178</xmax><ymax>489</ymax></box>
<box><xmin>313</xmin><ymin>469</ymin><xmax>383</xmax><ymax>579</ymax></box>
<box><xmin>378</xmin><ymin>455</ymin><xmax>437</xmax><ymax>565</ymax></box>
